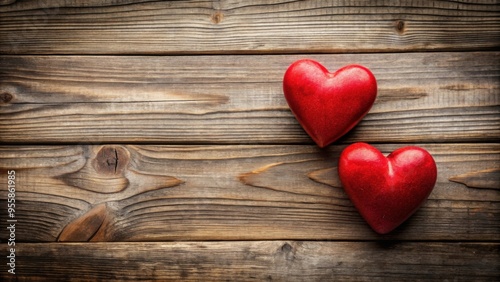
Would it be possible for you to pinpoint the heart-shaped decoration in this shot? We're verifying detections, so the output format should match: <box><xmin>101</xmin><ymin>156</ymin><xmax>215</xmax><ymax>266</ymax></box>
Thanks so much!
<box><xmin>338</xmin><ymin>143</ymin><xmax>437</xmax><ymax>234</ymax></box>
<box><xmin>283</xmin><ymin>59</ymin><xmax>377</xmax><ymax>148</ymax></box>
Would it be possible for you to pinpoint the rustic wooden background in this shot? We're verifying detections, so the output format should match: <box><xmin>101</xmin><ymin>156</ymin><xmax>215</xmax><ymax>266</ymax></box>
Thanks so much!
<box><xmin>1</xmin><ymin>0</ymin><xmax>499</xmax><ymax>281</ymax></box>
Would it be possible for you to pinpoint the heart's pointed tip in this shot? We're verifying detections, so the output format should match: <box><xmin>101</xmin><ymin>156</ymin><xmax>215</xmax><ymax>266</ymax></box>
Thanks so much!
<box><xmin>375</xmin><ymin>229</ymin><xmax>394</xmax><ymax>235</ymax></box>
<box><xmin>314</xmin><ymin>139</ymin><xmax>330</xmax><ymax>149</ymax></box>
<box><xmin>371</xmin><ymin>225</ymin><xmax>396</xmax><ymax>235</ymax></box>
<box><xmin>313</xmin><ymin>135</ymin><xmax>339</xmax><ymax>148</ymax></box>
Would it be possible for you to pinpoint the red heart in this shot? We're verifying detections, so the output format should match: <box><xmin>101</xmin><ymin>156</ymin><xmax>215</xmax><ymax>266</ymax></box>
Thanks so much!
<box><xmin>338</xmin><ymin>143</ymin><xmax>437</xmax><ymax>234</ymax></box>
<box><xmin>283</xmin><ymin>59</ymin><xmax>377</xmax><ymax>147</ymax></box>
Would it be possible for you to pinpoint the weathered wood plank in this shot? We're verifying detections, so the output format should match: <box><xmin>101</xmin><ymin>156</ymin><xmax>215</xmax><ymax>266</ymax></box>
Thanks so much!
<box><xmin>0</xmin><ymin>0</ymin><xmax>498</xmax><ymax>54</ymax></box>
<box><xmin>1</xmin><ymin>144</ymin><xmax>498</xmax><ymax>242</ymax></box>
<box><xmin>1</xmin><ymin>241</ymin><xmax>498</xmax><ymax>281</ymax></box>
<box><xmin>1</xmin><ymin>52</ymin><xmax>499</xmax><ymax>144</ymax></box>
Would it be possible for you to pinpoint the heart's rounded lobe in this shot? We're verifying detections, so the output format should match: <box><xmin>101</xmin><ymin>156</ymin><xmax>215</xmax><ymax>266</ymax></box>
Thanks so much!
<box><xmin>338</xmin><ymin>143</ymin><xmax>437</xmax><ymax>234</ymax></box>
<box><xmin>283</xmin><ymin>59</ymin><xmax>377</xmax><ymax>147</ymax></box>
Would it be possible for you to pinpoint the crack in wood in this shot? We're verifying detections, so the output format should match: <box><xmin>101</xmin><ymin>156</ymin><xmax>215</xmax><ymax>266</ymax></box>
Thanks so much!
<box><xmin>238</xmin><ymin>159</ymin><xmax>319</xmax><ymax>189</ymax></box>
<box><xmin>449</xmin><ymin>168</ymin><xmax>500</xmax><ymax>190</ymax></box>
<box><xmin>307</xmin><ymin>167</ymin><xmax>342</xmax><ymax>188</ymax></box>
<box><xmin>96</xmin><ymin>146</ymin><xmax>126</xmax><ymax>175</ymax></box>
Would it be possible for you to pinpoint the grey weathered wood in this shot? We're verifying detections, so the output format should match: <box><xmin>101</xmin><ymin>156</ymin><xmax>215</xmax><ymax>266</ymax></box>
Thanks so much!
<box><xmin>1</xmin><ymin>241</ymin><xmax>498</xmax><ymax>281</ymax></box>
<box><xmin>0</xmin><ymin>0</ymin><xmax>498</xmax><ymax>54</ymax></box>
<box><xmin>0</xmin><ymin>144</ymin><xmax>498</xmax><ymax>242</ymax></box>
<box><xmin>1</xmin><ymin>52</ymin><xmax>499</xmax><ymax>144</ymax></box>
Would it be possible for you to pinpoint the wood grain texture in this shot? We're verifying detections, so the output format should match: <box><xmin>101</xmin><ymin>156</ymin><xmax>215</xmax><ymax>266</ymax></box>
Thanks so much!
<box><xmin>0</xmin><ymin>0</ymin><xmax>499</xmax><ymax>54</ymax></box>
<box><xmin>1</xmin><ymin>52</ymin><xmax>499</xmax><ymax>144</ymax></box>
<box><xmin>1</xmin><ymin>144</ymin><xmax>498</xmax><ymax>242</ymax></box>
<box><xmin>1</xmin><ymin>1</ymin><xmax>498</xmax><ymax>280</ymax></box>
<box><xmin>1</xmin><ymin>241</ymin><xmax>498</xmax><ymax>281</ymax></box>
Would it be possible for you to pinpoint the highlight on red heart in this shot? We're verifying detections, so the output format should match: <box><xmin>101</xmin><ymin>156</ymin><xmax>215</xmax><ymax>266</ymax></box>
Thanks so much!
<box><xmin>283</xmin><ymin>59</ymin><xmax>377</xmax><ymax>148</ymax></box>
<box><xmin>338</xmin><ymin>143</ymin><xmax>438</xmax><ymax>234</ymax></box>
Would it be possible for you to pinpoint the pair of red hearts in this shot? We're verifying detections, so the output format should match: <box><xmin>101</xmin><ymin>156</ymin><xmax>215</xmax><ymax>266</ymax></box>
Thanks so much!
<box><xmin>283</xmin><ymin>59</ymin><xmax>437</xmax><ymax>234</ymax></box>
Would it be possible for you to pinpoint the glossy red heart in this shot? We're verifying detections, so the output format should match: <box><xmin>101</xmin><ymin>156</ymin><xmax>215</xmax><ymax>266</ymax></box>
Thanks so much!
<box><xmin>283</xmin><ymin>59</ymin><xmax>377</xmax><ymax>148</ymax></box>
<box><xmin>338</xmin><ymin>143</ymin><xmax>437</xmax><ymax>234</ymax></box>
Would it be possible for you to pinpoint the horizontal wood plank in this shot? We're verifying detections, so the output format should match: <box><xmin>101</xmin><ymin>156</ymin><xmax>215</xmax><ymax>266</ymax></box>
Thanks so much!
<box><xmin>1</xmin><ymin>52</ymin><xmax>499</xmax><ymax>144</ymax></box>
<box><xmin>1</xmin><ymin>241</ymin><xmax>498</xmax><ymax>281</ymax></box>
<box><xmin>0</xmin><ymin>0</ymin><xmax>499</xmax><ymax>54</ymax></box>
<box><xmin>0</xmin><ymin>144</ymin><xmax>498</xmax><ymax>242</ymax></box>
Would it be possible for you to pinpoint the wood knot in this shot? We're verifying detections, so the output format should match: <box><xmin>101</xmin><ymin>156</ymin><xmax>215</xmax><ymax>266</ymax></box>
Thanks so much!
<box><xmin>58</xmin><ymin>203</ymin><xmax>108</xmax><ymax>242</ymax></box>
<box><xmin>211</xmin><ymin>11</ymin><xmax>224</xmax><ymax>24</ymax></box>
<box><xmin>394</xmin><ymin>20</ymin><xmax>406</xmax><ymax>35</ymax></box>
<box><xmin>93</xmin><ymin>146</ymin><xmax>129</xmax><ymax>175</ymax></box>
<box><xmin>281</xmin><ymin>243</ymin><xmax>293</xmax><ymax>253</ymax></box>
<box><xmin>0</xmin><ymin>92</ymin><xmax>13</xmax><ymax>103</ymax></box>
<box><xmin>277</xmin><ymin>242</ymin><xmax>297</xmax><ymax>262</ymax></box>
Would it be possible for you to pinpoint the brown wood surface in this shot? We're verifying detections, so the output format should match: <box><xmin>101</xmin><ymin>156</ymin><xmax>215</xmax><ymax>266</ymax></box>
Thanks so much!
<box><xmin>1</xmin><ymin>242</ymin><xmax>499</xmax><ymax>281</ymax></box>
<box><xmin>0</xmin><ymin>144</ymin><xmax>498</xmax><ymax>242</ymax></box>
<box><xmin>0</xmin><ymin>0</ymin><xmax>499</xmax><ymax>281</ymax></box>
<box><xmin>1</xmin><ymin>52</ymin><xmax>499</xmax><ymax>144</ymax></box>
<box><xmin>0</xmin><ymin>0</ymin><xmax>499</xmax><ymax>54</ymax></box>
